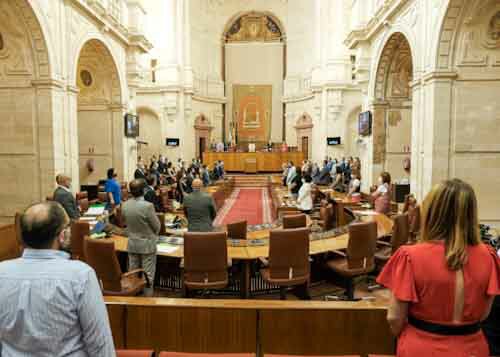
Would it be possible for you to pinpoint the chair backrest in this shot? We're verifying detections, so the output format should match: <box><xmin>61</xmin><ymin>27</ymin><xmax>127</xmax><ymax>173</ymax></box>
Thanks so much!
<box><xmin>78</xmin><ymin>197</ymin><xmax>89</xmax><ymax>213</ymax></box>
<box><xmin>71</xmin><ymin>221</ymin><xmax>90</xmax><ymax>261</ymax></box>
<box><xmin>391</xmin><ymin>214</ymin><xmax>409</xmax><ymax>253</ymax></box>
<box><xmin>347</xmin><ymin>221</ymin><xmax>377</xmax><ymax>270</ymax></box>
<box><xmin>84</xmin><ymin>237</ymin><xmax>123</xmax><ymax>292</ymax></box>
<box><xmin>14</xmin><ymin>213</ymin><xmax>24</xmax><ymax>250</ymax></box>
<box><xmin>409</xmin><ymin>205</ymin><xmax>421</xmax><ymax>237</ymax></box>
<box><xmin>76</xmin><ymin>191</ymin><xmax>88</xmax><ymax>200</ymax></box>
<box><xmin>157</xmin><ymin>213</ymin><xmax>166</xmax><ymax>235</ymax></box>
<box><xmin>269</xmin><ymin>228</ymin><xmax>310</xmax><ymax>280</ymax></box>
<box><xmin>98</xmin><ymin>191</ymin><xmax>108</xmax><ymax>203</ymax></box>
<box><xmin>184</xmin><ymin>232</ymin><xmax>228</xmax><ymax>284</ymax></box>
<box><xmin>121</xmin><ymin>187</ymin><xmax>129</xmax><ymax>201</ymax></box>
<box><xmin>116</xmin><ymin>350</ymin><xmax>154</xmax><ymax>357</ymax></box>
<box><xmin>283</xmin><ymin>214</ymin><xmax>307</xmax><ymax>229</ymax></box>
<box><xmin>320</xmin><ymin>204</ymin><xmax>334</xmax><ymax>231</ymax></box>
<box><xmin>0</xmin><ymin>224</ymin><xmax>22</xmax><ymax>262</ymax></box>
<box><xmin>227</xmin><ymin>220</ymin><xmax>247</xmax><ymax>240</ymax></box>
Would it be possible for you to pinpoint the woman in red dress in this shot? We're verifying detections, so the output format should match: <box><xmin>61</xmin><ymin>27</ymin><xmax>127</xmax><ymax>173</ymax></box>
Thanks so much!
<box><xmin>377</xmin><ymin>179</ymin><xmax>500</xmax><ymax>357</ymax></box>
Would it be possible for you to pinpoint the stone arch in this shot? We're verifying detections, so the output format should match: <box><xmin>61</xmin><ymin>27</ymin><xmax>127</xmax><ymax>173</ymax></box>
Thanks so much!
<box><xmin>71</xmin><ymin>33</ymin><xmax>125</xmax><ymax>103</ymax></box>
<box><xmin>0</xmin><ymin>0</ymin><xmax>55</xmax><ymax>221</ymax></box>
<box><xmin>136</xmin><ymin>107</ymin><xmax>162</xmax><ymax>161</ymax></box>
<box><xmin>222</xmin><ymin>11</ymin><xmax>286</xmax><ymax>42</ymax></box>
<box><xmin>294</xmin><ymin>113</ymin><xmax>313</xmax><ymax>160</ymax></box>
<box><xmin>194</xmin><ymin>114</ymin><xmax>213</xmax><ymax>160</ymax></box>
<box><xmin>76</xmin><ymin>38</ymin><xmax>125</xmax><ymax>186</ymax></box>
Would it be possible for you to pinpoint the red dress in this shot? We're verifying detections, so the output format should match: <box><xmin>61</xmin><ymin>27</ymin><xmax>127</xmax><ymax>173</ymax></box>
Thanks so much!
<box><xmin>377</xmin><ymin>242</ymin><xmax>500</xmax><ymax>357</ymax></box>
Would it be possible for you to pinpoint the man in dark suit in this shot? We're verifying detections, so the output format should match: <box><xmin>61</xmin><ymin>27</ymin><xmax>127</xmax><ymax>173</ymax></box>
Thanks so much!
<box><xmin>183</xmin><ymin>179</ymin><xmax>217</xmax><ymax>232</ymax></box>
<box><xmin>53</xmin><ymin>174</ymin><xmax>80</xmax><ymax>220</ymax></box>
<box><xmin>134</xmin><ymin>161</ymin><xmax>147</xmax><ymax>181</ymax></box>
<box><xmin>121</xmin><ymin>179</ymin><xmax>161</xmax><ymax>294</ymax></box>
<box><xmin>144</xmin><ymin>176</ymin><xmax>161</xmax><ymax>212</ymax></box>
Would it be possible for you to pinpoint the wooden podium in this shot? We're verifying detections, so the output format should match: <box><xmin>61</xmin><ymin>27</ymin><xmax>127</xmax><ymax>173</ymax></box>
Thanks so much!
<box><xmin>244</xmin><ymin>158</ymin><xmax>258</xmax><ymax>173</ymax></box>
<box><xmin>203</xmin><ymin>152</ymin><xmax>304</xmax><ymax>173</ymax></box>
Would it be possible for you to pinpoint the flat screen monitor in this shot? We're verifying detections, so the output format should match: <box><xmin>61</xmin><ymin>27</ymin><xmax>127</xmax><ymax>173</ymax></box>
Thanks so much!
<box><xmin>327</xmin><ymin>137</ymin><xmax>341</xmax><ymax>146</ymax></box>
<box><xmin>358</xmin><ymin>111</ymin><xmax>372</xmax><ymax>136</ymax></box>
<box><xmin>124</xmin><ymin>114</ymin><xmax>139</xmax><ymax>138</ymax></box>
<box><xmin>166</xmin><ymin>138</ymin><xmax>180</xmax><ymax>147</ymax></box>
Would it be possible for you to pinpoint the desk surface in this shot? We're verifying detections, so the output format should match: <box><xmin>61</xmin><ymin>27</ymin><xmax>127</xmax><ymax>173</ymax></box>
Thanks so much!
<box><xmin>110</xmin><ymin>213</ymin><xmax>393</xmax><ymax>260</ymax></box>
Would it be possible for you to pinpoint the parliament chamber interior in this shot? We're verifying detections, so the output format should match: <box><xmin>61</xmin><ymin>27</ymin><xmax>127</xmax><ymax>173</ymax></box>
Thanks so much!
<box><xmin>0</xmin><ymin>1</ymin><xmax>499</xmax><ymax>357</ymax></box>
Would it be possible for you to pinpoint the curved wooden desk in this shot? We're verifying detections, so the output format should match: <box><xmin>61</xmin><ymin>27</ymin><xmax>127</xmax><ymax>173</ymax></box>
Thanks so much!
<box><xmin>109</xmin><ymin>213</ymin><xmax>393</xmax><ymax>298</ymax></box>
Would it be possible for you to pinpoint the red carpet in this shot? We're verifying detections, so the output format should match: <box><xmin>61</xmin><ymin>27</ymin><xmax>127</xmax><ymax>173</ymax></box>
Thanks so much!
<box><xmin>215</xmin><ymin>188</ymin><xmax>272</xmax><ymax>226</ymax></box>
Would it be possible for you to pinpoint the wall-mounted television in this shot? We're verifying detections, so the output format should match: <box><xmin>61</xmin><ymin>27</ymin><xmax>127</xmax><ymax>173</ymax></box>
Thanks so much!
<box><xmin>358</xmin><ymin>111</ymin><xmax>372</xmax><ymax>136</ymax></box>
<box><xmin>327</xmin><ymin>137</ymin><xmax>341</xmax><ymax>146</ymax></box>
<box><xmin>124</xmin><ymin>114</ymin><xmax>139</xmax><ymax>138</ymax></box>
<box><xmin>166</xmin><ymin>138</ymin><xmax>180</xmax><ymax>147</ymax></box>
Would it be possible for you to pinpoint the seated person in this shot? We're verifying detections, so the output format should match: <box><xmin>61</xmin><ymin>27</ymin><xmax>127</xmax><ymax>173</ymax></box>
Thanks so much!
<box><xmin>0</xmin><ymin>202</ymin><xmax>115</xmax><ymax>356</ymax></box>
<box><xmin>183</xmin><ymin>179</ymin><xmax>217</xmax><ymax>232</ymax></box>
<box><xmin>53</xmin><ymin>174</ymin><xmax>80</xmax><ymax>220</ymax></box>
<box><xmin>331</xmin><ymin>165</ymin><xmax>344</xmax><ymax>192</ymax></box>
<box><xmin>144</xmin><ymin>175</ymin><xmax>161</xmax><ymax>212</ymax></box>
<box><xmin>316</xmin><ymin>160</ymin><xmax>331</xmax><ymax>185</ymax></box>
<box><xmin>371</xmin><ymin>171</ymin><xmax>392</xmax><ymax>215</ymax></box>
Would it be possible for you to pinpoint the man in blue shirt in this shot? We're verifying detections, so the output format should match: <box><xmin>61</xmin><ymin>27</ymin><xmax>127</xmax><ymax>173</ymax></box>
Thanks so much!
<box><xmin>0</xmin><ymin>201</ymin><xmax>115</xmax><ymax>356</ymax></box>
<box><xmin>105</xmin><ymin>167</ymin><xmax>121</xmax><ymax>208</ymax></box>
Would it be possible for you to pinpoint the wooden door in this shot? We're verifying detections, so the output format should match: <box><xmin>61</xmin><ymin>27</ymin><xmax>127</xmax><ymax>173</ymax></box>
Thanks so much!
<box><xmin>199</xmin><ymin>137</ymin><xmax>206</xmax><ymax>162</ymax></box>
<box><xmin>301</xmin><ymin>136</ymin><xmax>309</xmax><ymax>159</ymax></box>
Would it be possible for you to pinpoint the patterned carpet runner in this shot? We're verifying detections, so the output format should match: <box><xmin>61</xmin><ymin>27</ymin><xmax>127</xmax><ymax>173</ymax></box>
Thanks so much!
<box><xmin>214</xmin><ymin>188</ymin><xmax>273</xmax><ymax>226</ymax></box>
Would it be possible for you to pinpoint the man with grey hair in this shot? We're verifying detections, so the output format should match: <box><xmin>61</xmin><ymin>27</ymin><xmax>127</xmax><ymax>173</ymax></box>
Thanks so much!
<box><xmin>53</xmin><ymin>174</ymin><xmax>80</xmax><ymax>220</ymax></box>
<box><xmin>0</xmin><ymin>202</ymin><xmax>115</xmax><ymax>356</ymax></box>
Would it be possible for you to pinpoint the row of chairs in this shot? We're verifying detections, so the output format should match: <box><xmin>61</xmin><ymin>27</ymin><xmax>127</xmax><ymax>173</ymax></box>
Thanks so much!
<box><xmin>116</xmin><ymin>351</ymin><xmax>395</xmax><ymax>357</ymax></box>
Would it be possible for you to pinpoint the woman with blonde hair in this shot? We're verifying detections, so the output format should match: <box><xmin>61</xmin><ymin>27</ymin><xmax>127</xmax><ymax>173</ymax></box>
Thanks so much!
<box><xmin>377</xmin><ymin>179</ymin><xmax>499</xmax><ymax>357</ymax></box>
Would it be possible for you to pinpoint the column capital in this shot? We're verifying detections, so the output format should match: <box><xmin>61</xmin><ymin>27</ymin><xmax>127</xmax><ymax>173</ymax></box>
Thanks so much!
<box><xmin>422</xmin><ymin>70</ymin><xmax>458</xmax><ymax>83</ymax></box>
<box><xmin>31</xmin><ymin>78</ymin><xmax>65</xmax><ymax>89</ymax></box>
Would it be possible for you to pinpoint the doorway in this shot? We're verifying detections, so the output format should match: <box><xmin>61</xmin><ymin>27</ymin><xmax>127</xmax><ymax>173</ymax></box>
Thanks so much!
<box><xmin>199</xmin><ymin>137</ymin><xmax>206</xmax><ymax>162</ymax></box>
<box><xmin>301</xmin><ymin>136</ymin><xmax>309</xmax><ymax>160</ymax></box>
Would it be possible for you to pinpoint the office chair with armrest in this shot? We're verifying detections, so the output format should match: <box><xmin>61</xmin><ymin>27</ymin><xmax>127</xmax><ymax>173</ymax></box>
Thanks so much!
<box><xmin>318</xmin><ymin>204</ymin><xmax>334</xmax><ymax>231</ymax></box>
<box><xmin>260</xmin><ymin>227</ymin><xmax>311</xmax><ymax>300</ymax></box>
<box><xmin>84</xmin><ymin>237</ymin><xmax>147</xmax><ymax>296</ymax></box>
<box><xmin>326</xmin><ymin>221</ymin><xmax>377</xmax><ymax>300</ymax></box>
<box><xmin>282</xmin><ymin>213</ymin><xmax>307</xmax><ymax>229</ymax></box>
<box><xmin>0</xmin><ymin>224</ymin><xmax>22</xmax><ymax>262</ymax></box>
<box><xmin>70</xmin><ymin>221</ymin><xmax>90</xmax><ymax>261</ymax></box>
<box><xmin>183</xmin><ymin>232</ymin><xmax>228</xmax><ymax>297</ymax></box>
<box><xmin>116</xmin><ymin>350</ymin><xmax>154</xmax><ymax>357</ymax></box>
<box><xmin>374</xmin><ymin>214</ymin><xmax>409</xmax><ymax>265</ymax></box>
<box><xmin>227</xmin><ymin>220</ymin><xmax>247</xmax><ymax>240</ymax></box>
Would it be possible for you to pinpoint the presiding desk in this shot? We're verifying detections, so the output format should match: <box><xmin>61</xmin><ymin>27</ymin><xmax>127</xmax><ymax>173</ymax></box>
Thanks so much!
<box><xmin>203</xmin><ymin>152</ymin><xmax>304</xmax><ymax>172</ymax></box>
<box><xmin>105</xmin><ymin>297</ymin><xmax>395</xmax><ymax>356</ymax></box>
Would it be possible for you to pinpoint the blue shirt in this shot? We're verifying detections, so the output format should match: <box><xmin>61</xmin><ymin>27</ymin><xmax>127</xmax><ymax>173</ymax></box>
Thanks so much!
<box><xmin>0</xmin><ymin>249</ymin><xmax>115</xmax><ymax>357</ymax></box>
<box><xmin>105</xmin><ymin>178</ymin><xmax>121</xmax><ymax>205</ymax></box>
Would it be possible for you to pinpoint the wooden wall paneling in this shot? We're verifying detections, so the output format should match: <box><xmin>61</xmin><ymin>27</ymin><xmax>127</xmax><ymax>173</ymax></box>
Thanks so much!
<box><xmin>259</xmin><ymin>308</ymin><xmax>395</xmax><ymax>357</ymax></box>
<box><xmin>106</xmin><ymin>304</ymin><xmax>126</xmax><ymax>349</ymax></box>
<box><xmin>125</xmin><ymin>306</ymin><xmax>257</xmax><ymax>353</ymax></box>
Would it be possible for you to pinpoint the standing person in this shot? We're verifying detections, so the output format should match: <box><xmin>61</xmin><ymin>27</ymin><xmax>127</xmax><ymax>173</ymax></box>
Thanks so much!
<box><xmin>371</xmin><ymin>171</ymin><xmax>392</xmax><ymax>215</ymax></box>
<box><xmin>347</xmin><ymin>172</ymin><xmax>361</xmax><ymax>196</ymax></box>
<box><xmin>286</xmin><ymin>161</ymin><xmax>297</xmax><ymax>189</ymax></box>
<box><xmin>183</xmin><ymin>179</ymin><xmax>217</xmax><ymax>232</ymax></box>
<box><xmin>104</xmin><ymin>168</ymin><xmax>121</xmax><ymax>209</ymax></box>
<box><xmin>144</xmin><ymin>176</ymin><xmax>161</xmax><ymax>212</ymax></box>
<box><xmin>377</xmin><ymin>179</ymin><xmax>500</xmax><ymax>357</ymax></box>
<box><xmin>290</xmin><ymin>167</ymin><xmax>303</xmax><ymax>198</ymax></box>
<box><xmin>200</xmin><ymin>164</ymin><xmax>211</xmax><ymax>187</ymax></box>
<box><xmin>53</xmin><ymin>174</ymin><xmax>80</xmax><ymax>220</ymax></box>
<box><xmin>158</xmin><ymin>155</ymin><xmax>167</xmax><ymax>174</ymax></box>
<box><xmin>297</xmin><ymin>174</ymin><xmax>313</xmax><ymax>214</ymax></box>
<box><xmin>0</xmin><ymin>202</ymin><xmax>115</xmax><ymax>356</ymax></box>
<box><xmin>134</xmin><ymin>161</ymin><xmax>147</xmax><ymax>181</ymax></box>
<box><xmin>121</xmin><ymin>179</ymin><xmax>161</xmax><ymax>294</ymax></box>
<box><xmin>282</xmin><ymin>163</ymin><xmax>290</xmax><ymax>186</ymax></box>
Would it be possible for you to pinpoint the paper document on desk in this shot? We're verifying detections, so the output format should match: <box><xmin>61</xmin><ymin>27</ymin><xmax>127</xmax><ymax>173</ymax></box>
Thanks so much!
<box><xmin>157</xmin><ymin>244</ymin><xmax>179</xmax><ymax>254</ymax></box>
<box><xmin>85</xmin><ymin>206</ymin><xmax>106</xmax><ymax>216</ymax></box>
<box><xmin>353</xmin><ymin>210</ymin><xmax>378</xmax><ymax>215</ymax></box>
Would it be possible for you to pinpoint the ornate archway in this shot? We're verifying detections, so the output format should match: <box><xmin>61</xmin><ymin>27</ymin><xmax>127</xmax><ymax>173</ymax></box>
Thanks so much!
<box><xmin>0</xmin><ymin>0</ymin><xmax>55</xmax><ymax>221</ymax></box>
<box><xmin>76</xmin><ymin>39</ymin><xmax>124</xmax><ymax>185</ymax></box>
<box><xmin>372</xmin><ymin>32</ymin><xmax>414</xmax><ymax>182</ymax></box>
<box><xmin>194</xmin><ymin>114</ymin><xmax>213</xmax><ymax>160</ymax></box>
<box><xmin>294</xmin><ymin>113</ymin><xmax>313</xmax><ymax>160</ymax></box>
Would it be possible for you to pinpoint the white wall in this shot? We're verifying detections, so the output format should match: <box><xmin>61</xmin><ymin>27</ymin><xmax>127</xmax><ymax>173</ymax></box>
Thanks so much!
<box><xmin>225</xmin><ymin>43</ymin><xmax>284</xmax><ymax>143</ymax></box>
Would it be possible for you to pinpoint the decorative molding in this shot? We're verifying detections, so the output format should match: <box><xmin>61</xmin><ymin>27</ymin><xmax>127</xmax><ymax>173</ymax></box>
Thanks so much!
<box><xmin>192</xmin><ymin>95</ymin><xmax>227</xmax><ymax>104</ymax></box>
<box><xmin>31</xmin><ymin>79</ymin><xmax>65</xmax><ymax>89</ymax></box>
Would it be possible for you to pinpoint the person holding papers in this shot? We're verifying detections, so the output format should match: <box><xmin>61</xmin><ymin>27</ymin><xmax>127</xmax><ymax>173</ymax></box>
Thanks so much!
<box><xmin>121</xmin><ymin>179</ymin><xmax>161</xmax><ymax>295</ymax></box>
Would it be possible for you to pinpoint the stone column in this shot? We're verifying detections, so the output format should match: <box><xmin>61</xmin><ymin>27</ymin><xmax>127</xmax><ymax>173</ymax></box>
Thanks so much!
<box><xmin>183</xmin><ymin>0</ymin><xmax>193</xmax><ymax>90</ymax></box>
<box><xmin>66</xmin><ymin>85</ymin><xmax>81</xmax><ymax>192</ymax></box>
<box><xmin>369</xmin><ymin>101</ymin><xmax>389</xmax><ymax>185</ymax></box>
<box><xmin>110</xmin><ymin>103</ymin><xmax>128</xmax><ymax>182</ymax></box>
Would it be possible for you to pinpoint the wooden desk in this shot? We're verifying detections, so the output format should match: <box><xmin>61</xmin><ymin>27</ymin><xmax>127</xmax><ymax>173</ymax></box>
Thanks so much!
<box><xmin>203</xmin><ymin>152</ymin><xmax>304</xmax><ymax>172</ymax></box>
<box><xmin>105</xmin><ymin>297</ymin><xmax>395</xmax><ymax>356</ymax></box>
<box><xmin>109</xmin><ymin>214</ymin><xmax>393</xmax><ymax>298</ymax></box>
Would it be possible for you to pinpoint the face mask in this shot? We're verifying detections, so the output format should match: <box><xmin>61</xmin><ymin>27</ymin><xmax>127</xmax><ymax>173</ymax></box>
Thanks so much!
<box><xmin>378</xmin><ymin>177</ymin><xmax>383</xmax><ymax>185</ymax></box>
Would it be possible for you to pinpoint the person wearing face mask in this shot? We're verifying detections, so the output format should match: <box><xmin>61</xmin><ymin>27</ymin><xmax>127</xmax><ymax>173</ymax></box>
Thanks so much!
<box><xmin>297</xmin><ymin>174</ymin><xmax>313</xmax><ymax>214</ymax></box>
<box><xmin>371</xmin><ymin>171</ymin><xmax>392</xmax><ymax>215</ymax></box>
<box><xmin>134</xmin><ymin>161</ymin><xmax>147</xmax><ymax>181</ymax></box>
<box><xmin>290</xmin><ymin>166</ymin><xmax>303</xmax><ymax>198</ymax></box>
<box><xmin>53</xmin><ymin>174</ymin><xmax>80</xmax><ymax>221</ymax></box>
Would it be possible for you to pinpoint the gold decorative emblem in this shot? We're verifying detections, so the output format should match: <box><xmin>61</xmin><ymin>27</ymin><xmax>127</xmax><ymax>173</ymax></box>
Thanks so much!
<box><xmin>226</xmin><ymin>13</ymin><xmax>282</xmax><ymax>43</ymax></box>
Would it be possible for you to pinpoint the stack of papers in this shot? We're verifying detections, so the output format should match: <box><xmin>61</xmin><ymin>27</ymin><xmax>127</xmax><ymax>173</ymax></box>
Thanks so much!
<box><xmin>157</xmin><ymin>244</ymin><xmax>179</xmax><ymax>254</ymax></box>
<box><xmin>85</xmin><ymin>206</ymin><xmax>106</xmax><ymax>216</ymax></box>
